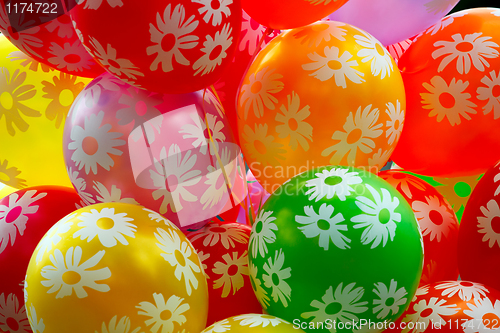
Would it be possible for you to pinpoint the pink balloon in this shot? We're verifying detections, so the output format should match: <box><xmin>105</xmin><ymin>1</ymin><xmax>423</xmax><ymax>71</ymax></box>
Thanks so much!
<box><xmin>63</xmin><ymin>73</ymin><xmax>246</xmax><ymax>231</ymax></box>
<box><xmin>328</xmin><ymin>0</ymin><xmax>460</xmax><ymax>46</ymax></box>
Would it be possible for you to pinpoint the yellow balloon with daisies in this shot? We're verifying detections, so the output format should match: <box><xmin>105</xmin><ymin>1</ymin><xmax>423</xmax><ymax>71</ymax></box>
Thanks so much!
<box><xmin>25</xmin><ymin>203</ymin><xmax>208</xmax><ymax>333</ymax></box>
<box><xmin>237</xmin><ymin>21</ymin><xmax>406</xmax><ymax>192</ymax></box>
<box><xmin>202</xmin><ymin>314</ymin><xmax>306</xmax><ymax>333</ymax></box>
<box><xmin>0</xmin><ymin>36</ymin><xmax>91</xmax><ymax>189</ymax></box>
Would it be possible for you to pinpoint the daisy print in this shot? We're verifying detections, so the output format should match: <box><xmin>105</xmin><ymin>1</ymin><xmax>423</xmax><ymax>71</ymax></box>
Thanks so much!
<box><xmin>412</xmin><ymin>195</ymin><xmax>456</xmax><ymax>242</ymax></box>
<box><xmin>0</xmin><ymin>6</ymin><xmax>42</xmax><ymax>58</ymax></box>
<box><xmin>477</xmin><ymin>199</ymin><xmax>500</xmax><ymax>248</ymax></box>
<box><xmin>147</xmin><ymin>4</ymin><xmax>199</xmax><ymax>73</ymax></box>
<box><xmin>197</xmin><ymin>251</ymin><xmax>210</xmax><ymax>279</ymax></box>
<box><xmin>301</xmin><ymin>283</ymin><xmax>368</xmax><ymax>326</ymax></box>
<box><xmin>178</xmin><ymin>112</ymin><xmax>226</xmax><ymax>155</ymax></box>
<box><xmin>305</xmin><ymin>167</ymin><xmax>362</xmax><ymax>202</ymax></box>
<box><xmin>275</xmin><ymin>91</ymin><xmax>313</xmax><ymax>151</ymax></box>
<box><xmin>93</xmin><ymin>181</ymin><xmax>139</xmax><ymax>204</ymax></box>
<box><xmin>97</xmin><ymin>315</ymin><xmax>142</xmax><ymax>333</ymax></box>
<box><xmin>302</xmin><ymin>46</ymin><xmax>365</xmax><ymax>87</ymax></box>
<box><xmin>73</xmin><ymin>207</ymin><xmax>137</xmax><ymax>248</ymax></box>
<box><xmin>435</xmin><ymin>281</ymin><xmax>488</xmax><ymax>302</ymax></box>
<box><xmin>193</xmin><ymin>24</ymin><xmax>233</xmax><ymax>76</ymax></box>
<box><xmin>191</xmin><ymin>0</ymin><xmax>232</xmax><ymax>26</ymax></box>
<box><xmin>204</xmin><ymin>319</ymin><xmax>230</xmax><ymax>333</ymax></box>
<box><xmin>35</xmin><ymin>213</ymin><xmax>76</xmax><ymax>264</ymax></box>
<box><xmin>242</xmin><ymin>123</ymin><xmax>286</xmax><ymax>166</ymax></box>
<box><xmin>239</xmin><ymin>11</ymin><xmax>265</xmax><ymax>54</ymax></box>
<box><xmin>87</xmin><ymin>37</ymin><xmax>144</xmax><ymax>80</ymax></box>
<box><xmin>351</xmin><ymin>184</ymin><xmax>401</xmax><ymax>249</ymax></box>
<box><xmin>432</xmin><ymin>32</ymin><xmax>499</xmax><ymax>74</ymax></box>
<box><xmin>81</xmin><ymin>75</ymin><xmax>123</xmax><ymax>108</ymax></box>
<box><xmin>321</xmin><ymin>105</ymin><xmax>383</xmax><ymax>165</ymax></box>
<box><xmin>235</xmin><ymin>314</ymin><xmax>287</xmax><ymax>327</ymax></box>
<box><xmin>462</xmin><ymin>297</ymin><xmax>500</xmax><ymax>333</ymax></box>
<box><xmin>239</xmin><ymin>67</ymin><xmax>284</xmax><ymax>119</ymax></box>
<box><xmin>143</xmin><ymin>208</ymin><xmax>177</xmax><ymax>229</ymax></box>
<box><xmin>355</xmin><ymin>31</ymin><xmax>393</xmax><ymax>79</ymax></box>
<box><xmin>212</xmin><ymin>251</ymin><xmax>249</xmax><ymax>298</ymax></box>
<box><xmin>249</xmin><ymin>210</ymin><xmax>278</xmax><ymax>258</ymax></box>
<box><xmin>149</xmin><ymin>144</ymin><xmax>201</xmax><ymax>214</ymax></box>
<box><xmin>155</xmin><ymin>227</ymin><xmax>200</xmax><ymax>295</ymax></box>
<box><xmin>189</xmin><ymin>222</ymin><xmax>249</xmax><ymax>249</ymax></box>
<box><xmin>136</xmin><ymin>293</ymin><xmax>189</xmax><ymax>333</ymax></box>
<box><xmin>421</xmin><ymin>75</ymin><xmax>477</xmax><ymax>126</ymax></box>
<box><xmin>380</xmin><ymin>173</ymin><xmax>426</xmax><ymax>199</ymax></box>
<box><xmin>0</xmin><ymin>293</ymin><xmax>31</xmax><ymax>333</ymax></box>
<box><xmin>385</xmin><ymin>100</ymin><xmax>404</xmax><ymax>145</ymax></box>
<box><xmin>262</xmin><ymin>249</ymin><xmax>292</xmax><ymax>307</ymax></box>
<box><xmin>200</xmin><ymin>148</ymin><xmax>234</xmax><ymax>209</ymax></box>
<box><xmin>372</xmin><ymin>279</ymin><xmax>408</xmax><ymax>320</ymax></box>
<box><xmin>76</xmin><ymin>0</ymin><xmax>124</xmax><ymax>10</ymax></box>
<box><xmin>68</xmin><ymin>111</ymin><xmax>125</xmax><ymax>175</ymax></box>
<box><xmin>305</xmin><ymin>0</ymin><xmax>337</xmax><ymax>5</ymax></box>
<box><xmin>41</xmin><ymin>246</ymin><xmax>111</xmax><ymax>299</ymax></box>
<box><xmin>67</xmin><ymin>167</ymin><xmax>95</xmax><ymax>206</ymax></box>
<box><xmin>368</xmin><ymin>148</ymin><xmax>394</xmax><ymax>169</ymax></box>
<box><xmin>0</xmin><ymin>159</ymin><xmax>27</xmax><ymax>189</ymax></box>
<box><xmin>47</xmin><ymin>41</ymin><xmax>94</xmax><ymax>73</ymax></box>
<box><xmin>296</xmin><ymin>203</ymin><xmax>350</xmax><ymax>250</ymax></box>
<box><xmin>402</xmin><ymin>297</ymin><xmax>458</xmax><ymax>333</ymax></box>
<box><xmin>293</xmin><ymin>22</ymin><xmax>347</xmax><ymax>48</ymax></box>
<box><xmin>27</xmin><ymin>304</ymin><xmax>45</xmax><ymax>333</ymax></box>
<box><xmin>477</xmin><ymin>70</ymin><xmax>500</xmax><ymax>119</ymax></box>
<box><xmin>249</xmin><ymin>262</ymin><xmax>270</xmax><ymax>308</ymax></box>
<box><xmin>0</xmin><ymin>190</ymin><xmax>47</xmax><ymax>254</ymax></box>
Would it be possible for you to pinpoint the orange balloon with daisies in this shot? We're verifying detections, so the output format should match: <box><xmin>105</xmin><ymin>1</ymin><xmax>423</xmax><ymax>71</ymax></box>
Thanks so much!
<box><xmin>392</xmin><ymin>8</ymin><xmax>500</xmax><ymax>177</ymax></box>
<box><xmin>237</xmin><ymin>21</ymin><xmax>406</xmax><ymax>192</ymax></box>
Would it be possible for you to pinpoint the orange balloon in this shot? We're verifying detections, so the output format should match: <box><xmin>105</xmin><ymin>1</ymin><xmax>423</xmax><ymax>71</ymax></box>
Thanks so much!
<box><xmin>242</xmin><ymin>0</ymin><xmax>349</xmax><ymax>29</ymax></box>
<box><xmin>392</xmin><ymin>8</ymin><xmax>500</xmax><ymax>177</ymax></box>
<box><xmin>237</xmin><ymin>21</ymin><xmax>406</xmax><ymax>192</ymax></box>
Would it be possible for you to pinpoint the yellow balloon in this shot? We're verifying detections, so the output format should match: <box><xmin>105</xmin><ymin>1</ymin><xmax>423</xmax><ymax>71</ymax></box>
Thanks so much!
<box><xmin>25</xmin><ymin>203</ymin><xmax>208</xmax><ymax>333</ymax></box>
<box><xmin>0</xmin><ymin>36</ymin><xmax>91</xmax><ymax>189</ymax></box>
<box><xmin>202</xmin><ymin>314</ymin><xmax>306</xmax><ymax>333</ymax></box>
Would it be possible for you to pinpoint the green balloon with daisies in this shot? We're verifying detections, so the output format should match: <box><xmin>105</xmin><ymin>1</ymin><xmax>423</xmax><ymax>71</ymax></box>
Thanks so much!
<box><xmin>248</xmin><ymin>165</ymin><xmax>423</xmax><ymax>333</ymax></box>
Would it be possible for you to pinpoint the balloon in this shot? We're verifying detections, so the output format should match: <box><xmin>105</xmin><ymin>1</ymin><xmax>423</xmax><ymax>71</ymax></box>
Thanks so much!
<box><xmin>0</xmin><ymin>3</ymin><xmax>103</xmax><ymax>77</ymax></box>
<box><xmin>0</xmin><ymin>36</ymin><xmax>91</xmax><ymax>189</ymax></box>
<box><xmin>379</xmin><ymin>171</ymin><xmax>459</xmax><ymax>285</ymax></box>
<box><xmin>391</xmin><ymin>8</ymin><xmax>500</xmax><ymax>178</ymax></box>
<box><xmin>63</xmin><ymin>73</ymin><xmax>246</xmax><ymax>231</ymax></box>
<box><xmin>0</xmin><ymin>183</ymin><xmax>15</xmax><ymax>200</ymax></box>
<box><xmin>387</xmin><ymin>39</ymin><xmax>413</xmax><ymax>64</ymax></box>
<box><xmin>70</xmin><ymin>0</ymin><xmax>242</xmax><ymax>94</ymax></box>
<box><xmin>214</xmin><ymin>10</ymin><xmax>279</xmax><ymax>142</ymax></box>
<box><xmin>241</xmin><ymin>0</ymin><xmax>348</xmax><ymax>29</ymax></box>
<box><xmin>25</xmin><ymin>202</ymin><xmax>208</xmax><ymax>333</ymax></box>
<box><xmin>385</xmin><ymin>281</ymin><xmax>500</xmax><ymax>332</ymax></box>
<box><xmin>0</xmin><ymin>186</ymin><xmax>80</xmax><ymax>333</ymax></box>
<box><xmin>187</xmin><ymin>221</ymin><xmax>262</xmax><ymax>325</ymax></box>
<box><xmin>202</xmin><ymin>314</ymin><xmax>305</xmax><ymax>333</ymax></box>
<box><xmin>328</xmin><ymin>0</ymin><xmax>459</xmax><ymax>46</ymax></box>
<box><xmin>248</xmin><ymin>165</ymin><xmax>423</xmax><ymax>330</ymax></box>
<box><xmin>237</xmin><ymin>21</ymin><xmax>406</xmax><ymax>192</ymax></box>
<box><xmin>458</xmin><ymin>159</ymin><xmax>500</xmax><ymax>291</ymax></box>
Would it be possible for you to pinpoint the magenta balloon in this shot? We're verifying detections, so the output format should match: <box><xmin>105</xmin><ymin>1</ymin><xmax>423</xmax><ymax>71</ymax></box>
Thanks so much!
<box><xmin>63</xmin><ymin>73</ymin><xmax>246</xmax><ymax>231</ymax></box>
<box><xmin>328</xmin><ymin>0</ymin><xmax>460</xmax><ymax>46</ymax></box>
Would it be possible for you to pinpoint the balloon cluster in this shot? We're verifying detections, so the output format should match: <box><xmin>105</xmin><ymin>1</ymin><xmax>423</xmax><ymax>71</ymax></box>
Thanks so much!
<box><xmin>1</xmin><ymin>1</ymin><xmax>500</xmax><ymax>333</ymax></box>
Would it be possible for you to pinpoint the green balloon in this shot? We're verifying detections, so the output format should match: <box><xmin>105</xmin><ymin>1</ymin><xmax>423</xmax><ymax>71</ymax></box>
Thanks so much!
<box><xmin>248</xmin><ymin>166</ymin><xmax>423</xmax><ymax>333</ymax></box>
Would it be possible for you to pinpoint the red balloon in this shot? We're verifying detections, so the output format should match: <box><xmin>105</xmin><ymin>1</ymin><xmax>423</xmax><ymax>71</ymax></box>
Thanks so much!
<box><xmin>458</xmin><ymin>160</ymin><xmax>500</xmax><ymax>291</ymax></box>
<box><xmin>241</xmin><ymin>0</ymin><xmax>349</xmax><ymax>29</ymax></box>
<box><xmin>70</xmin><ymin>0</ymin><xmax>242</xmax><ymax>94</ymax></box>
<box><xmin>0</xmin><ymin>4</ymin><xmax>103</xmax><ymax>78</ymax></box>
<box><xmin>391</xmin><ymin>9</ymin><xmax>500</xmax><ymax>177</ymax></box>
<box><xmin>0</xmin><ymin>186</ymin><xmax>81</xmax><ymax>333</ymax></box>
<box><xmin>384</xmin><ymin>281</ymin><xmax>500</xmax><ymax>333</ymax></box>
<box><xmin>187</xmin><ymin>221</ymin><xmax>262</xmax><ymax>326</ymax></box>
<box><xmin>379</xmin><ymin>171</ymin><xmax>459</xmax><ymax>285</ymax></box>
<box><xmin>214</xmin><ymin>11</ymin><xmax>279</xmax><ymax>142</ymax></box>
